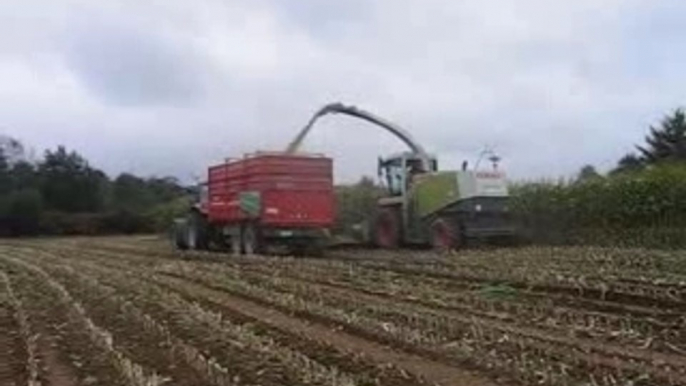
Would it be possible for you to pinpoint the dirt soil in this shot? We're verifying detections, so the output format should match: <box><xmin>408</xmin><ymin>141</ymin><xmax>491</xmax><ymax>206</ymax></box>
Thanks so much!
<box><xmin>0</xmin><ymin>236</ymin><xmax>684</xmax><ymax>386</ymax></box>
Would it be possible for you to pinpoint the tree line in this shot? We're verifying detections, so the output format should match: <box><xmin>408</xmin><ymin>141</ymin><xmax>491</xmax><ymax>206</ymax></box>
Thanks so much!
<box><xmin>0</xmin><ymin>138</ymin><xmax>190</xmax><ymax>236</ymax></box>
<box><xmin>512</xmin><ymin>108</ymin><xmax>686</xmax><ymax>247</ymax></box>
<box><xmin>576</xmin><ymin>108</ymin><xmax>686</xmax><ymax>178</ymax></box>
<box><xmin>2</xmin><ymin>107</ymin><xmax>684</xmax><ymax>245</ymax></box>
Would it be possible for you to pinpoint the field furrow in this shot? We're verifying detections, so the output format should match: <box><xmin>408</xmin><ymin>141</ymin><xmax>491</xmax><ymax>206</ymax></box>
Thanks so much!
<box><xmin>10</xmin><ymin>245</ymin><xmax>442</xmax><ymax>386</ymax></box>
<box><xmin>154</xmin><ymin>264</ymin><xmax>686</xmax><ymax>386</ymax></box>
<box><xmin>0</xmin><ymin>270</ymin><xmax>29</xmax><ymax>386</ymax></box>
<box><xmin>1</xmin><ymin>237</ymin><xmax>685</xmax><ymax>386</ymax></box>
<box><xmin>0</xmin><ymin>255</ymin><xmax>125</xmax><ymax>386</ymax></box>
<box><xmin>196</xmin><ymin>255</ymin><xmax>685</xmax><ymax>352</ymax></box>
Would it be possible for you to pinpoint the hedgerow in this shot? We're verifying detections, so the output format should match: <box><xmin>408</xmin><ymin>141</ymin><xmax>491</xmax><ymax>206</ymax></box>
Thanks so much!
<box><xmin>511</xmin><ymin>164</ymin><xmax>686</xmax><ymax>247</ymax></box>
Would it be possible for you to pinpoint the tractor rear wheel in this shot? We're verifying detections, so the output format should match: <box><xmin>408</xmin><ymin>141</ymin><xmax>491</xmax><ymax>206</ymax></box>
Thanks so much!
<box><xmin>374</xmin><ymin>208</ymin><xmax>401</xmax><ymax>248</ymax></box>
<box><xmin>187</xmin><ymin>211</ymin><xmax>209</xmax><ymax>250</ymax></box>
<box><xmin>430</xmin><ymin>218</ymin><xmax>461</xmax><ymax>251</ymax></box>
<box><xmin>172</xmin><ymin>219</ymin><xmax>189</xmax><ymax>250</ymax></box>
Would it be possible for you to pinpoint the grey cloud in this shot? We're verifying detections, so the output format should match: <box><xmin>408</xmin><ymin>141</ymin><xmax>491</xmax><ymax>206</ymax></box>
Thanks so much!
<box><xmin>64</xmin><ymin>18</ymin><xmax>208</xmax><ymax>106</ymax></box>
<box><xmin>267</xmin><ymin>0</ymin><xmax>370</xmax><ymax>37</ymax></box>
<box><xmin>1</xmin><ymin>0</ymin><xmax>685</xmax><ymax>183</ymax></box>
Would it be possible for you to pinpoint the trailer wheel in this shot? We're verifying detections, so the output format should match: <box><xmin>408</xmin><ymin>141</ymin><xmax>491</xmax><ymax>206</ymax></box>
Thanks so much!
<box><xmin>230</xmin><ymin>234</ymin><xmax>242</xmax><ymax>256</ymax></box>
<box><xmin>242</xmin><ymin>224</ymin><xmax>262</xmax><ymax>255</ymax></box>
<box><xmin>430</xmin><ymin>218</ymin><xmax>461</xmax><ymax>251</ymax></box>
<box><xmin>375</xmin><ymin>208</ymin><xmax>400</xmax><ymax>248</ymax></box>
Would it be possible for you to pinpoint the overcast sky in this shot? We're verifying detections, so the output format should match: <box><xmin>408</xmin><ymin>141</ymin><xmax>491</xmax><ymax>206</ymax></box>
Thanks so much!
<box><xmin>1</xmin><ymin>0</ymin><xmax>685</xmax><ymax>182</ymax></box>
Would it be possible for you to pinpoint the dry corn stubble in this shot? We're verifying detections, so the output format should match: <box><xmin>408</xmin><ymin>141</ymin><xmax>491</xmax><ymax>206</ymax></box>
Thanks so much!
<box><xmin>1</xmin><ymin>238</ymin><xmax>685</xmax><ymax>386</ymax></box>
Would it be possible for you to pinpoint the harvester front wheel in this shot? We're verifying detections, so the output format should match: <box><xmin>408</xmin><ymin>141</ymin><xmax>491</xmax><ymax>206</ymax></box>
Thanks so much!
<box><xmin>374</xmin><ymin>208</ymin><xmax>401</xmax><ymax>248</ymax></box>
<box><xmin>430</xmin><ymin>218</ymin><xmax>461</xmax><ymax>251</ymax></box>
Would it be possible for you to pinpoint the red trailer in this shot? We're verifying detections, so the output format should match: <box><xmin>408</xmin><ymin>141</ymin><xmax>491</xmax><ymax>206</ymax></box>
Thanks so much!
<box><xmin>174</xmin><ymin>152</ymin><xmax>334</xmax><ymax>255</ymax></box>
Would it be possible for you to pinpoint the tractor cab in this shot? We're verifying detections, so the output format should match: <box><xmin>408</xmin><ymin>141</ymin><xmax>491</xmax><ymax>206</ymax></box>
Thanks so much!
<box><xmin>378</xmin><ymin>152</ymin><xmax>438</xmax><ymax>198</ymax></box>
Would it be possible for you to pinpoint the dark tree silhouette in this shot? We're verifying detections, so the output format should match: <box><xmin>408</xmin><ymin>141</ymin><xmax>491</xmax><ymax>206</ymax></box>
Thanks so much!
<box><xmin>637</xmin><ymin>109</ymin><xmax>686</xmax><ymax>164</ymax></box>
<box><xmin>577</xmin><ymin>165</ymin><xmax>600</xmax><ymax>182</ymax></box>
<box><xmin>611</xmin><ymin>153</ymin><xmax>644</xmax><ymax>175</ymax></box>
<box><xmin>38</xmin><ymin>146</ymin><xmax>107</xmax><ymax>212</ymax></box>
<box><xmin>0</xmin><ymin>149</ymin><xmax>9</xmax><ymax>195</ymax></box>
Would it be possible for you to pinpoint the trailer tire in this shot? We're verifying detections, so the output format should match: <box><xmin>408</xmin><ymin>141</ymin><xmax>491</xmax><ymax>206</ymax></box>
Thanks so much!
<box><xmin>230</xmin><ymin>233</ymin><xmax>242</xmax><ymax>256</ymax></box>
<box><xmin>430</xmin><ymin>218</ymin><xmax>461</xmax><ymax>251</ymax></box>
<box><xmin>243</xmin><ymin>224</ymin><xmax>262</xmax><ymax>255</ymax></box>
<box><xmin>374</xmin><ymin>208</ymin><xmax>401</xmax><ymax>249</ymax></box>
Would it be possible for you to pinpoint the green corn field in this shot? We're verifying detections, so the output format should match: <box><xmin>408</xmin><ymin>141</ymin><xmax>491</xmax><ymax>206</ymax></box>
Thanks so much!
<box><xmin>511</xmin><ymin>164</ymin><xmax>686</xmax><ymax>248</ymax></box>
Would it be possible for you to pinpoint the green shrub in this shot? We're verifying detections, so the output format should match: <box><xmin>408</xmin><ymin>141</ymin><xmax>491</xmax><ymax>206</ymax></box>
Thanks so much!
<box><xmin>334</xmin><ymin>177</ymin><xmax>382</xmax><ymax>236</ymax></box>
<box><xmin>511</xmin><ymin>164</ymin><xmax>686</xmax><ymax>247</ymax></box>
<box><xmin>99</xmin><ymin>210</ymin><xmax>155</xmax><ymax>234</ymax></box>
<box><xmin>39</xmin><ymin>212</ymin><xmax>102</xmax><ymax>235</ymax></box>
<box><xmin>144</xmin><ymin>196</ymin><xmax>192</xmax><ymax>232</ymax></box>
<box><xmin>39</xmin><ymin>211</ymin><xmax>155</xmax><ymax>235</ymax></box>
<box><xmin>0</xmin><ymin>188</ymin><xmax>43</xmax><ymax>235</ymax></box>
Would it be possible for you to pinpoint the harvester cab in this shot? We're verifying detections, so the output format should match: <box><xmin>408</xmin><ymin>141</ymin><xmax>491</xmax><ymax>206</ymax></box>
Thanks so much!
<box><xmin>372</xmin><ymin>149</ymin><xmax>513</xmax><ymax>248</ymax></box>
<box><xmin>377</xmin><ymin>152</ymin><xmax>438</xmax><ymax>197</ymax></box>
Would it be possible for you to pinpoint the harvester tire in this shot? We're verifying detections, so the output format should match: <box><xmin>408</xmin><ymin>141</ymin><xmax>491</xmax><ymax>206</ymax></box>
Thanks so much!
<box><xmin>430</xmin><ymin>218</ymin><xmax>461</xmax><ymax>251</ymax></box>
<box><xmin>374</xmin><ymin>208</ymin><xmax>401</xmax><ymax>248</ymax></box>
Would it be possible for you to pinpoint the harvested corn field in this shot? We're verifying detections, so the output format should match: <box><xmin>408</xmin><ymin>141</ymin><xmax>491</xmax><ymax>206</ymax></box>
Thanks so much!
<box><xmin>0</xmin><ymin>237</ymin><xmax>684</xmax><ymax>386</ymax></box>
